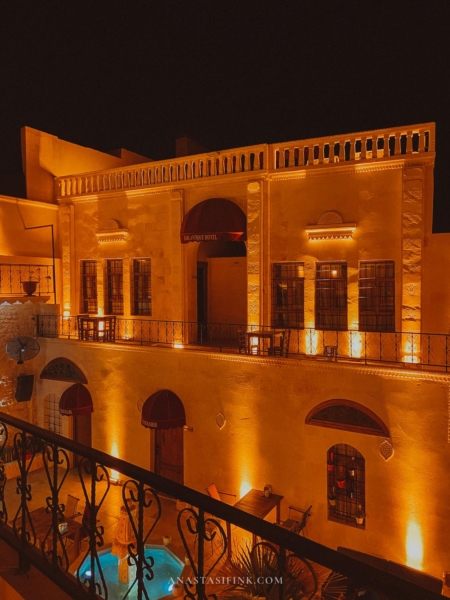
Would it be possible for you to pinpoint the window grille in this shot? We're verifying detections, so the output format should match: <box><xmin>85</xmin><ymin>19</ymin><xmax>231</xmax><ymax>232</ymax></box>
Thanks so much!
<box><xmin>105</xmin><ymin>259</ymin><xmax>123</xmax><ymax>315</ymax></box>
<box><xmin>271</xmin><ymin>263</ymin><xmax>305</xmax><ymax>329</ymax></box>
<box><xmin>44</xmin><ymin>394</ymin><xmax>62</xmax><ymax>435</ymax></box>
<box><xmin>359</xmin><ymin>260</ymin><xmax>395</xmax><ymax>332</ymax></box>
<box><xmin>315</xmin><ymin>262</ymin><xmax>347</xmax><ymax>330</ymax></box>
<box><xmin>327</xmin><ymin>444</ymin><xmax>365</xmax><ymax>529</ymax></box>
<box><xmin>80</xmin><ymin>260</ymin><xmax>97</xmax><ymax>314</ymax></box>
<box><xmin>131</xmin><ymin>258</ymin><xmax>152</xmax><ymax>316</ymax></box>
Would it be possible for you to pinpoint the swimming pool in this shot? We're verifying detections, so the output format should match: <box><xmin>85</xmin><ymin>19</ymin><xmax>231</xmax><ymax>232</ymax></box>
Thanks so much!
<box><xmin>77</xmin><ymin>544</ymin><xmax>184</xmax><ymax>600</ymax></box>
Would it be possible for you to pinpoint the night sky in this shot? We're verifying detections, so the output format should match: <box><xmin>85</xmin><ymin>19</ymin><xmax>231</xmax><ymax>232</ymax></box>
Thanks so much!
<box><xmin>1</xmin><ymin>2</ymin><xmax>449</xmax><ymax>230</ymax></box>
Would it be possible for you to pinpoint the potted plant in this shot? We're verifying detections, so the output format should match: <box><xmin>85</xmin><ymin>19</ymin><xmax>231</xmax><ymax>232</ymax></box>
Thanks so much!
<box><xmin>221</xmin><ymin>542</ymin><xmax>319</xmax><ymax>600</ymax></box>
<box><xmin>328</xmin><ymin>487</ymin><xmax>337</xmax><ymax>507</ymax></box>
<box><xmin>22</xmin><ymin>280</ymin><xmax>38</xmax><ymax>296</ymax></box>
<box><xmin>355</xmin><ymin>504</ymin><xmax>365</xmax><ymax>525</ymax></box>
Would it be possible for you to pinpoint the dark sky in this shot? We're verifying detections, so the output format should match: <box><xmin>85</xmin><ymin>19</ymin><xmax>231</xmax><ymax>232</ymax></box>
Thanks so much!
<box><xmin>1</xmin><ymin>1</ymin><xmax>449</xmax><ymax>230</ymax></box>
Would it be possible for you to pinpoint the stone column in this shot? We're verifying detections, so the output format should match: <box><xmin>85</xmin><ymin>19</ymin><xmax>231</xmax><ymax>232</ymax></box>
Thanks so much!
<box><xmin>59</xmin><ymin>203</ymin><xmax>74</xmax><ymax>314</ymax></box>
<box><xmin>170</xmin><ymin>190</ymin><xmax>184</xmax><ymax>323</ymax></box>
<box><xmin>246</xmin><ymin>182</ymin><xmax>262</xmax><ymax>326</ymax></box>
<box><xmin>401</xmin><ymin>167</ymin><xmax>424</xmax><ymax>360</ymax></box>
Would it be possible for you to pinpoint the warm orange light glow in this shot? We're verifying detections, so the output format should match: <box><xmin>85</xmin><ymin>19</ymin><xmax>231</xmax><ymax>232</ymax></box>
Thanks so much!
<box><xmin>403</xmin><ymin>334</ymin><xmax>420</xmax><ymax>363</ymax></box>
<box><xmin>406</xmin><ymin>520</ymin><xmax>423</xmax><ymax>570</ymax></box>
<box><xmin>173</xmin><ymin>343</ymin><xmax>184</xmax><ymax>349</ymax></box>
<box><xmin>249</xmin><ymin>337</ymin><xmax>259</xmax><ymax>354</ymax></box>
<box><xmin>110</xmin><ymin>441</ymin><xmax>120</xmax><ymax>482</ymax></box>
<box><xmin>306</xmin><ymin>329</ymin><xmax>318</xmax><ymax>355</ymax></box>
<box><xmin>348</xmin><ymin>331</ymin><xmax>362</xmax><ymax>358</ymax></box>
<box><xmin>240</xmin><ymin>480</ymin><xmax>252</xmax><ymax>499</ymax></box>
<box><xmin>63</xmin><ymin>310</ymin><xmax>70</xmax><ymax>317</ymax></box>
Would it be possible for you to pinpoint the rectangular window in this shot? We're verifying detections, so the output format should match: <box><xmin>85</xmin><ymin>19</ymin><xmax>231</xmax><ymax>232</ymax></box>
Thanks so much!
<box><xmin>105</xmin><ymin>259</ymin><xmax>123</xmax><ymax>315</ymax></box>
<box><xmin>359</xmin><ymin>260</ymin><xmax>395</xmax><ymax>332</ymax></box>
<box><xmin>271</xmin><ymin>262</ymin><xmax>304</xmax><ymax>329</ymax></box>
<box><xmin>315</xmin><ymin>262</ymin><xmax>348</xmax><ymax>330</ymax></box>
<box><xmin>131</xmin><ymin>258</ymin><xmax>152</xmax><ymax>316</ymax></box>
<box><xmin>80</xmin><ymin>260</ymin><xmax>97</xmax><ymax>314</ymax></box>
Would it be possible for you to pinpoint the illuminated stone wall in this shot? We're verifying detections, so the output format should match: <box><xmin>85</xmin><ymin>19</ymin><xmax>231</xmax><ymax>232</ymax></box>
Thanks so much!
<box><xmin>35</xmin><ymin>337</ymin><xmax>450</xmax><ymax>578</ymax></box>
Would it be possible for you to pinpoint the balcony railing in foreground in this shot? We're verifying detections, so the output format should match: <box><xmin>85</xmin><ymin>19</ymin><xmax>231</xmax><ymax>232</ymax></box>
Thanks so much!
<box><xmin>0</xmin><ymin>412</ymin><xmax>442</xmax><ymax>600</ymax></box>
<box><xmin>37</xmin><ymin>315</ymin><xmax>450</xmax><ymax>372</ymax></box>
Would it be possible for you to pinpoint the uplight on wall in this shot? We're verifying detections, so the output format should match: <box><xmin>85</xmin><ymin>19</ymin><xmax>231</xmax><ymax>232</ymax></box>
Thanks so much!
<box><xmin>348</xmin><ymin>331</ymin><xmax>362</xmax><ymax>358</ymax></box>
<box><xmin>406</xmin><ymin>520</ymin><xmax>423</xmax><ymax>570</ymax></box>
<box><xmin>306</xmin><ymin>329</ymin><xmax>318</xmax><ymax>355</ymax></box>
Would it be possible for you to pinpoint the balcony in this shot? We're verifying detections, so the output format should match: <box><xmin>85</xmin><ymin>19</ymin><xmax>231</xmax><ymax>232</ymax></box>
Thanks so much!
<box><xmin>0</xmin><ymin>264</ymin><xmax>55</xmax><ymax>305</ymax></box>
<box><xmin>36</xmin><ymin>315</ymin><xmax>450</xmax><ymax>373</ymax></box>
<box><xmin>0</xmin><ymin>412</ymin><xmax>443</xmax><ymax>600</ymax></box>
<box><xmin>54</xmin><ymin>123</ymin><xmax>435</xmax><ymax>199</ymax></box>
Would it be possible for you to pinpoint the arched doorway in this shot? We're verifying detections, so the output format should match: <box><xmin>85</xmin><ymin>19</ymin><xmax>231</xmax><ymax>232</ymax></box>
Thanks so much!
<box><xmin>180</xmin><ymin>198</ymin><xmax>248</xmax><ymax>334</ymax></box>
<box><xmin>59</xmin><ymin>383</ymin><xmax>93</xmax><ymax>465</ymax></box>
<box><xmin>141</xmin><ymin>390</ymin><xmax>186</xmax><ymax>484</ymax></box>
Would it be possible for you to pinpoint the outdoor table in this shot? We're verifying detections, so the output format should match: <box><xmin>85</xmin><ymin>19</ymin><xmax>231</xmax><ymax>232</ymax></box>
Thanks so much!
<box><xmin>29</xmin><ymin>506</ymin><xmax>83</xmax><ymax>559</ymax></box>
<box><xmin>227</xmin><ymin>488</ymin><xmax>283</xmax><ymax>558</ymax></box>
<box><xmin>246</xmin><ymin>329</ymin><xmax>285</xmax><ymax>355</ymax></box>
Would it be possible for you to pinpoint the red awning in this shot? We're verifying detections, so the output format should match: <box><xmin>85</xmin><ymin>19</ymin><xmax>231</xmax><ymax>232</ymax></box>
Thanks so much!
<box><xmin>141</xmin><ymin>390</ymin><xmax>186</xmax><ymax>429</ymax></box>
<box><xmin>59</xmin><ymin>384</ymin><xmax>93</xmax><ymax>416</ymax></box>
<box><xmin>180</xmin><ymin>198</ymin><xmax>247</xmax><ymax>243</ymax></box>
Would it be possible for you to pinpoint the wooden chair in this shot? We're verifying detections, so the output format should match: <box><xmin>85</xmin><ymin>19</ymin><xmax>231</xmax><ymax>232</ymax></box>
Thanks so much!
<box><xmin>237</xmin><ymin>329</ymin><xmax>248</xmax><ymax>354</ymax></box>
<box><xmin>205</xmin><ymin>482</ymin><xmax>236</xmax><ymax>505</ymax></box>
<box><xmin>65</xmin><ymin>494</ymin><xmax>80</xmax><ymax>517</ymax></box>
<box><xmin>280</xmin><ymin>505</ymin><xmax>312</xmax><ymax>536</ymax></box>
<box><xmin>268</xmin><ymin>329</ymin><xmax>291</xmax><ymax>358</ymax></box>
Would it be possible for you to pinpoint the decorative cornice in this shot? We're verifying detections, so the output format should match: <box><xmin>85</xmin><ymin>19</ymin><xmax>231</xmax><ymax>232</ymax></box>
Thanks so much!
<box><xmin>39</xmin><ymin>337</ymin><xmax>450</xmax><ymax>383</ymax></box>
<box><xmin>306</xmin><ymin>224</ymin><xmax>356</xmax><ymax>241</ymax></box>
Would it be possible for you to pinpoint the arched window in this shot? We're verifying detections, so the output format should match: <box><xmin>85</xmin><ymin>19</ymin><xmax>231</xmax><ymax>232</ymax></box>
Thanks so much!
<box><xmin>327</xmin><ymin>444</ymin><xmax>365</xmax><ymax>529</ymax></box>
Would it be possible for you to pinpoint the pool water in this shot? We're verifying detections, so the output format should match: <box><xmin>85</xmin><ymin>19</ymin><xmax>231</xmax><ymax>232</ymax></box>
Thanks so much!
<box><xmin>77</xmin><ymin>545</ymin><xmax>184</xmax><ymax>600</ymax></box>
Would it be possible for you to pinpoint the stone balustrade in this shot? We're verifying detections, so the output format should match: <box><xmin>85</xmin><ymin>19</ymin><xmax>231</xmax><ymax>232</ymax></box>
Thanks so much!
<box><xmin>55</xmin><ymin>123</ymin><xmax>435</xmax><ymax>198</ymax></box>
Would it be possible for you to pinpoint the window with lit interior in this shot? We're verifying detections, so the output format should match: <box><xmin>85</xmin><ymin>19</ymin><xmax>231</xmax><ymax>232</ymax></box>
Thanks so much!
<box><xmin>315</xmin><ymin>262</ymin><xmax>348</xmax><ymax>330</ymax></box>
<box><xmin>359</xmin><ymin>260</ymin><xmax>395</xmax><ymax>332</ymax></box>
<box><xmin>131</xmin><ymin>258</ymin><xmax>152</xmax><ymax>316</ymax></box>
<box><xmin>271</xmin><ymin>263</ymin><xmax>305</xmax><ymax>329</ymax></box>
<box><xmin>80</xmin><ymin>260</ymin><xmax>97</xmax><ymax>314</ymax></box>
<box><xmin>105</xmin><ymin>259</ymin><xmax>123</xmax><ymax>315</ymax></box>
<box><xmin>327</xmin><ymin>444</ymin><xmax>365</xmax><ymax>529</ymax></box>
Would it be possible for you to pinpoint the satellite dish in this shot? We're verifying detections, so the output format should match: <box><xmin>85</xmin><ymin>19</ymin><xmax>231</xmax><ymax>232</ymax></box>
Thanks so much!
<box><xmin>5</xmin><ymin>337</ymin><xmax>40</xmax><ymax>365</ymax></box>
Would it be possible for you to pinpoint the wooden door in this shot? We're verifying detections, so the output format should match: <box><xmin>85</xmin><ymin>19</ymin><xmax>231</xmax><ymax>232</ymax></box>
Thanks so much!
<box><xmin>73</xmin><ymin>414</ymin><xmax>92</xmax><ymax>466</ymax></box>
<box><xmin>154</xmin><ymin>427</ymin><xmax>184</xmax><ymax>484</ymax></box>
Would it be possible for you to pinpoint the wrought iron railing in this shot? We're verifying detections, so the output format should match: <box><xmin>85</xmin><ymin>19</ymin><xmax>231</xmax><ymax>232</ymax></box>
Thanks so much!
<box><xmin>0</xmin><ymin>263</ymin><xmax>55</xmax><ymax>302</ymax></box>
<box><xmin>36</xmin><ymin>315</ymin><xmax>450</xmax><ymax>372</ymax></box>
<box><xmin>0</xmin><ymin>411</ymin><xmax>442</xmax><ymax>600</ymax></box>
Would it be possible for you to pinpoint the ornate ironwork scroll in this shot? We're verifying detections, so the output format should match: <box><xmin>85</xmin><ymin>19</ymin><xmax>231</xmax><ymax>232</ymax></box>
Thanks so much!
<box><xmin>76</xmin><ymin>457</ymin><xmax>110</xmax><ymax>599</ymax></box>
<box><xmin>40</xmin><ymin>442</ymin><xmax>71</xmax><ymax>570</ymax></box>
<box><xmin>177</xmin><ymin>507</ymin><xmax>227</xmax><ymax>600</ymax></box>
<box><xmin>121</xmin><ymin>479</ymin><xmax>162</xmax><ymax>600</ymax></box>
<box><xmin>12</xmin><ymin>431</ymin><xmax>37</xmax><ymax>548</ymax></box>
<box><xmin>0</xmin><ymin>420</ymin><xmax>8</xmax><ymax>525</ymax></box>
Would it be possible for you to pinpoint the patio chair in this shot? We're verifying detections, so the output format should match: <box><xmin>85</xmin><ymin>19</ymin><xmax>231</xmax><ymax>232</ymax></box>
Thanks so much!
<box><xmin>280</xmin><ymin>505</ymin><xmax>312</xmax><ymax>536</ymax></box>
<box><xmin>205</xmin><ymin>482</ymin><xmax>236</xmax><ymax>505</ymax></box>
<box><xmin>65</xmin><ymin>494</ymin><xmax>80</xmax><ymax>517</ymax></box>
<box><xmin>268</xmin><ymin>329</ymin><xmax>291</xmax><ymax>358</ymax></box>
<box><xmin>237</xmin><ymin>329</ymin><xmax>248</xmax><ymax>354</ymax></box>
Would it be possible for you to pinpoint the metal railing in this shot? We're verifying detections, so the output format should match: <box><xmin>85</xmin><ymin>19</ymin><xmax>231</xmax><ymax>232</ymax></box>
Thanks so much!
<box><xmin>0</xmin><ymin>264</ymin><xmax>55</xmax><ymax>303</ymax></box>
<box><xmin>37</xmin><ymin>315</ymin><xmax>450</xmax><ymax>372</ymax></box>
<box><xmin>0</xmin><ymin>411</ymin><xmax>443</xmax><ymax>600</ymax></box>
<box><xmin>55</xmin><ymin>123</ymin><xmax>435</xmax><ymax>198</ymax></box>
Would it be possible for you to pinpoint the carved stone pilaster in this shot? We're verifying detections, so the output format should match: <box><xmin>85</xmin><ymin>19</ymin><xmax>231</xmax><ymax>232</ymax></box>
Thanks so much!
<box><xmin>170</xmin><ymin>190</ymin><xmax>184</xmax><ymax>322</ymax></box>
<box><xmin>246</xmin><ymin>182</ymin><xmax>261</xmax><ymax>325</ymax></box>
<box><xmin>401</xmin><ymin>169</ymin><xmax>423</xmax><ymax>334</ymax></box>
<box><xmin>60</xmin><ymin>204</ymin><xmax>73</xmax><ymax>313</ymax></box>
